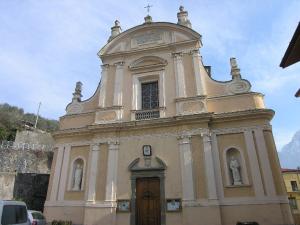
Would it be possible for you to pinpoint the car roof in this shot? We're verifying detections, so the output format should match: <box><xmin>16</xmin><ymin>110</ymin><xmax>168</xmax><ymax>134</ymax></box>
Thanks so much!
<box><xmin>0</xmin><ymin>200</ymin><xmax>27</xmax><ymax>206</ymax></box>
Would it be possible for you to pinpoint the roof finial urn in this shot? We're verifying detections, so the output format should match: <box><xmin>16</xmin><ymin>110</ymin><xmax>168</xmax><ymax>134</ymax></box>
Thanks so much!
<box><xmin>108</xmin><ymin>20</ymin><xmax>122</xmax><ymax>42</ymax></box>
<box><xmin>177</xmin><ymin>6</ymin><xmax>192</xmax><ymax>28</ymax></box>
<box><xmin>72</xmin><ymin>81</ymin><xmax>82</xmax><ymax>102</ymax></box>
<box><xmin>230</xmin><ymin>57</ymin><xmax>242</xmax><ymax>79</ymax></box>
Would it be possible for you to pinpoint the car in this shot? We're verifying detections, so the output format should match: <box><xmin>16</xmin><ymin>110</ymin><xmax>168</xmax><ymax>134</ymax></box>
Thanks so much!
<box><xmin>27</xmin><ymin>210</ymin><xmax>46</xmax><ymax>225</ymax></box>
<box><xmin>0</xmin><ymin>200</ymin><xmax>30</xmax><ymax>225</ymax></box>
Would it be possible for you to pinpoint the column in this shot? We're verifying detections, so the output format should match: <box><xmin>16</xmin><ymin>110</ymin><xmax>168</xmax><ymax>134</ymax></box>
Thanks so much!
<box><xmin>244</xmin><ymin>130</ymin><xmax>265</xmax><ymax>197</ymax></box>
<box><xmin>99</xmin><ymin>64</ymin><xmax>109</xmax><ymax>108</ymax></box>
<box><xmin>173</xmin><ymin>52</ymin><xmax>186</xmax><ymax>98</ymax></box>
<box><xmin>191</xmin><ymin>49</ymin><xmax>206</xmax><ymax>95</ymax></box>
<box><xmin>57</xmin><ymin>144</ymin><xmax>71</xmax><ymax>201</ymax></box>
<box><xmin>50</xmin><ymin>145</ymin><xmax>64</xmax><ymax>201</ymax></box>
<box><xmin>178</xmin><ymin>135</ymin><xmax>195</xmax><ymax>201</ymax></box>
<box><xmin>87</xmin><ymin>143</ymin><xmax>100</xmax><ymax>202</ymax></box>
<box><xmin>113</xmin><ymin>62</ymin><xmax>125</xmax><ymax>106</ymax></box>
<box><xmin>203</xmin><ymin>133</ymin><xmax>218</xmax><ymax>200</ymax></box>
<box><xmin>105</xmin><ymin>141</ymin><xmax>119</xmax><ymax>201</ymax></box>
<box><xmin>254</xmin><ymin>128</ymin><xmax>276</xmax><ymax>196</ymax></box>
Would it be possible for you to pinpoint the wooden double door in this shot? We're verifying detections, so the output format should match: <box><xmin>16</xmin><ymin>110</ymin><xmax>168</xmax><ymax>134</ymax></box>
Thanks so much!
<box><xmin>136</xmin><ymin>177</ymin><xmax>161</xmax><ymax>225</ymax></box>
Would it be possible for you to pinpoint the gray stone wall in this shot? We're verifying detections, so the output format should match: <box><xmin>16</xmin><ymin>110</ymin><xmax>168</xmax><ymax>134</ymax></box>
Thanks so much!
<box><xmin>0</xmin><ymin>147</ymin><xmax>53</xmax><ymax>200</ymax></box>
<box><xmin>0</xmin><ymin>172</ymin><xmax>15</xmax><ymax>200</ymax></box>
<box><xmin>0</xmin><ymin>148</ymin><xmax>53</xmax><ymax>174</ymax></box>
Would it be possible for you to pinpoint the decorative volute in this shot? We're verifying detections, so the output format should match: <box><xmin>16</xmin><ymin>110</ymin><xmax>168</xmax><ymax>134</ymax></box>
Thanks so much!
<box><xmin>108</xmin><ymin>20</ymin><xmax>122</xmax><ymax>42</ymax></box>
<box><xmin>72</xmin><ymin>81</ymin><xmax>82</xmax><ymax>102</ymax></box>
<box><xmin>230</xmin><ymin>57</ymin><xmax>242</xmax><ymax>80</ymax></box>
<box><xmin>177</xmin><ymin>6</ymin><xmax>192</xmax><ymax>28</ymax></box>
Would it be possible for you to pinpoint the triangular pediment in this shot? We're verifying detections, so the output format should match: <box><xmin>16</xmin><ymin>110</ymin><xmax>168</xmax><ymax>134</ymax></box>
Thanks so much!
<box><xmin>99</xmin><ymin>22</ymin><xmax>201</xmax><ymax>56</ymax></box>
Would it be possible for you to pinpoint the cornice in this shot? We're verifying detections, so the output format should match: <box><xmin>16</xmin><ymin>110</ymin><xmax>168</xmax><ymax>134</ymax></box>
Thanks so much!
<box><xmin>53</xmin><ymin>109</ymin><xmax>274</xmax><ymax>139</ymax></box>
<box><xmin>100</xmin><ymin>39</ymin><xmax>199</xmax><ymax>60</ymax></box>
<box><xmin>211</xmin><ymin>109</ymin><xmax>274</xmax><ymax>123</ymax></box>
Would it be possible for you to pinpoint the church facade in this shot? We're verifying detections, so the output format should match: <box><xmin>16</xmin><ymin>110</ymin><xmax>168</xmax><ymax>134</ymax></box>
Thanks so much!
<box><xmin>44</xmin><ymin>7</ymin><xmax>294</xmax><ymax>225</ymax></box>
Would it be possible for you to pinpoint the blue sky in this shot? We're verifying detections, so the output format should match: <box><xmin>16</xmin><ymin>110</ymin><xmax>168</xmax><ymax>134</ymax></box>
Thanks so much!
<box><xmin>0</xmin><ymin>0</ymin><xmax>299</xmax><ymax>150</ymax></box>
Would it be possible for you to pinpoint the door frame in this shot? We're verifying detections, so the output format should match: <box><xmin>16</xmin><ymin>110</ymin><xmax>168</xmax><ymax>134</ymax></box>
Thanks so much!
<box><xmin>129</xmin><ymin>157</ymin><xmax>166</xmax><ymax>225</ymax></box>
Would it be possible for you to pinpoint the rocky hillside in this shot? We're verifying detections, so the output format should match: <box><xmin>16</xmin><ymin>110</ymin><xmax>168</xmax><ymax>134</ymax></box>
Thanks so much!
<box><xmin>279</xmin><ymin>130</ymin><xmax>300</xmax><ymax>169</ymax></box>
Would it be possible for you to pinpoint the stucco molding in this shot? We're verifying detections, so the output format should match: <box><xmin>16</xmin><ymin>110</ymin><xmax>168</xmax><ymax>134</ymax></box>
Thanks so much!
<box><xmin>44</xmin><ymin>200</ymin><xmax>116</xmax><ymax>208</ymax></box>
<box><xmin>212</xmin><ymin>124</ymin><xmax>272</xmax><ymax>135</ymax></box>
<box><xmin>129</xmin><ymin>56</ymin><xmax>168</xmax><ymax>71</ymax></box>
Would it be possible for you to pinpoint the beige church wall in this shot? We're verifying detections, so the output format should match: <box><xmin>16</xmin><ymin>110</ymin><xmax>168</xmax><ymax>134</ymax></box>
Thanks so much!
<box><xmin>59</xmin><ymin>112</ymin><xmax>95</xmax><ymax>130</ymax></box>
<box><xmin>191</xmin><ymin>135</ymin><xmax>207</xmax><ymax>199</ymax></box>
<box><xmin>207</xmin><ymin>93</ymin><xmax>264</xmax><ymax>113</ymax></box>
<box><xmin>116</xmin><ymin>133</ymin><xmax>182</xmax><ymax>199</ymax></box>
<box><xmin>95</xmin><ymin>143</ymin><xmax>109</xmax><ymax>201</ymax></box>
<box><xmin>165</xmin><ymin>213</ymin><xmax>182</xmax><ymax>225</ymax></box>
<box><xmin>263</xmin><ymin>130</ymin><xmax>286</xmax><ymax>195</ymax></box>
<box><xmin>64</xmin><ymin>145</ymin><xmax>89</xmax><ymax>201</ymax></box>
<box><xmin>116</xmin><ymin>213</ymin><xmax>130</xmax><ymax>225</ymax></box>
<box><xmin>202</xmin><ymin>70</ymin><xmax>229</xmax><ymax>97</ymax></box>
<box><xmin>220</xmin><ymin>204</ymin><xmax>288</xmax><ymax>225</ymax></box>
<box><xmin>183</xmin><ymin>54</ymin><xmax>197</xmax><ymax>97</ymax></box>
<box><xmin>180</xmin><ymin>206</ymin><xmax>222</xmax><ymax>225</ymax></box>
<box><xmin>216</xmin><ymin>133</ymin><xmax>255</xmax><ymax>197</ymax></box>
<box><xmin>280</xmin><ymin>203</ymin><xmax>295</xmax><ymax>224</ymax></box>
<box><xmin>163</xmin><ymin>55</ymin><xmax>177</xmax><ymax>117</ymax></box>
<box><xmin>80</xmin><ymin>87</ymin><xmax>100</xmax><ymax>112</ymax></box>
<box><xmin>44</xmin><ymin>206</ymin><xmax>84</xmax><ymax>224</ymax></box>
<box><xmin>55</xmin><ymin>134</ymin><xmax>93</xmax><ymax>145</ymax></box>
<box><xmin>83</xmin><ymin>207</ymin><xmax>117</xmax><ymax>225</ymax></box>
<box><xmin>46</xmin><ymin>148</ymin><xmax>58</xmax><ymax>201</ymax></box>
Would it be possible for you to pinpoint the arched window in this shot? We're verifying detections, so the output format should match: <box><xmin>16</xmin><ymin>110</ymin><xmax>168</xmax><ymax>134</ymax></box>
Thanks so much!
<box><xmin>223</xmin><ymin>147</ymin><xmax>249</xmax><ymax>186</ymax></box>
<box><xmin>68</xmin><ymin>157</ymin><xmax>85</xmax><ymax>191</ymax></box>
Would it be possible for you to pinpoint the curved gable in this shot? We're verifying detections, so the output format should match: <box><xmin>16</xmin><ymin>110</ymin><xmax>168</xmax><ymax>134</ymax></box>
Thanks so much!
<box><xmin>99</xmin><ymin>22</ymin><xmax>201</xmax><ymax>57</ymax></box>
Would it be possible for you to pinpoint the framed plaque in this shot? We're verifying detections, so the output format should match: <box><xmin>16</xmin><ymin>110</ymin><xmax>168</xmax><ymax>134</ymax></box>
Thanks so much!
<box><xmin>117</xmin><ymin>199</ymin><xmax>130</xmax><ymax>212</ymax></box>
<box><xmin>166</xmin><ymin>199</ymin><xmax>182</xmax><ymax>212</ymax></box>
<box><xmin>143</xmin><ymin>145</ymin><xmax>152</xmax><ymax>156</ymax></box>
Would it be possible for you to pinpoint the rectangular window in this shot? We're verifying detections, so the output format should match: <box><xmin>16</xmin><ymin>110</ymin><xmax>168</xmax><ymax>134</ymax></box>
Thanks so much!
<box><xmin>289</xmin><ymin>197</ymin><xmax>298</xmax><ymax>209</ymax></box>
<box><xmin>141</xmin><ymin>81</ymin><xmax>159</xmax><ymax>110</ymax></box>
<box><xmin>291</xmin><ymin>181</ymin><xmax>298</xmax><ymax>191</ymax></box>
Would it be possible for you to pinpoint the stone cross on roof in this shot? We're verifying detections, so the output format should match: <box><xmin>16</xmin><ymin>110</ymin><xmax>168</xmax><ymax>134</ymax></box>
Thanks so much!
<box><xmin>144</xmin><ymin>3</ymin><xmax>153</xmax><ymax>15</ymax></box>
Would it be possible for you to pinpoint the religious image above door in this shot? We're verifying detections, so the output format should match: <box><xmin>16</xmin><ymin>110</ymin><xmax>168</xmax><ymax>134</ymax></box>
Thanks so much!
<box><xmin>136</xmin><ymin>177</ymin><xmax>161</xmax><ymax>225</ymax></box>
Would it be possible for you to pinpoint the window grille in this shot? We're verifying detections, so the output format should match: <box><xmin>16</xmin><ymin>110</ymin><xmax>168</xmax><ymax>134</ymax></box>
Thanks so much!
<box><xmin>142</xmin><ymin>81</ymin><xmax>159</xmax><ymax>110</ymax></box>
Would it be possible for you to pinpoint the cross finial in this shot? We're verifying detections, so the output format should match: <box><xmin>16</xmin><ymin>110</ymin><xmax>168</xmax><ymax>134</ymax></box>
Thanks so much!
<box><xmin>144</xmin><ymin>3</ymin><xmax>153</xmax><ymax>15</ymax></box>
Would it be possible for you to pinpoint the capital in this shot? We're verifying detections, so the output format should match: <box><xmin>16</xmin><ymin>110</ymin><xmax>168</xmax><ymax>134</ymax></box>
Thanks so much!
<box><xmin>101</xmin><ymin>64</ymin><xmax>110</xmax><ymax>70</ymax></box>
<box><xmin>190</xmin><ymin>49</ymin><xmax>200</xmax><ymax>57</ymax></box>
<box><xmin>177</xmin><ymin>134</ymin><xmax>191</xmax><ymax>145</ymax></box>
<box><xmin>114</xmin><ymin>61</ymin><xmax>125</xmax><ymax>68</ymax></box>
<box><xmin>172</xmin><ymin>52</ymin><xmax>183</xmax><ymax>60</ymax></box>
<box><xmin>91</xmin><ymin>143</ymin><xmax>100</xmax><ymax>151</ymax></box>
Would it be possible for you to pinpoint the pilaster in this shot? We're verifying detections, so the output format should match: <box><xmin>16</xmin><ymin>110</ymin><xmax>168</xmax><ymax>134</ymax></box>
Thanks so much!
<box><xmin>50</xmin><ymin>145</ymin><xmax>64</xmax><ymax>201</ymax></box>
<box><xmin>178</xmin><ymin>135</ymin><xmax>195</xmax><ymax>201</ymax></box>
<box><xmin>99</xmin><ymin>64</ymin><xmax>109</xmax><ymax>108</ymax></box>
<box><xmin>105</xmin><ymin>141</ymin><xmax>119</xmax><ymax>201</ymax></box>
<box><xmin>113</xmin><ymin>61</ymin><xmax>125</xmax><ymax>106</ymax></box>
<box><xmin>254</xmin><ymin>128</ymin><xmax>276</xmax><ymax>197</ymax></box>
<box><xmin>244</xmin><ymin>130</ymin><xmax>265</xmax><ymax>197</ymax></box>
<box><xmin>173</xmin><ymin>52</ymin><xmax>186</xmax><ymax>98</ymax></box>
<box><xmin>202</xmin><ymin>133</ymin><xmax>218</xmax><ymax>200</ymax></box>
<box><xmin>57</xmin><ymin>144</ymin><xmax>71</xmax><ymax>201</ymax></box>
<box><xmin>87</xmin><ymin>143</ymin><xmax>100</xmax><ymax>202</ymax></box>
<box><xmin>191</xmin><ymin>49</ymin><xmax>206</xmax><ymax>95</ymax></box>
